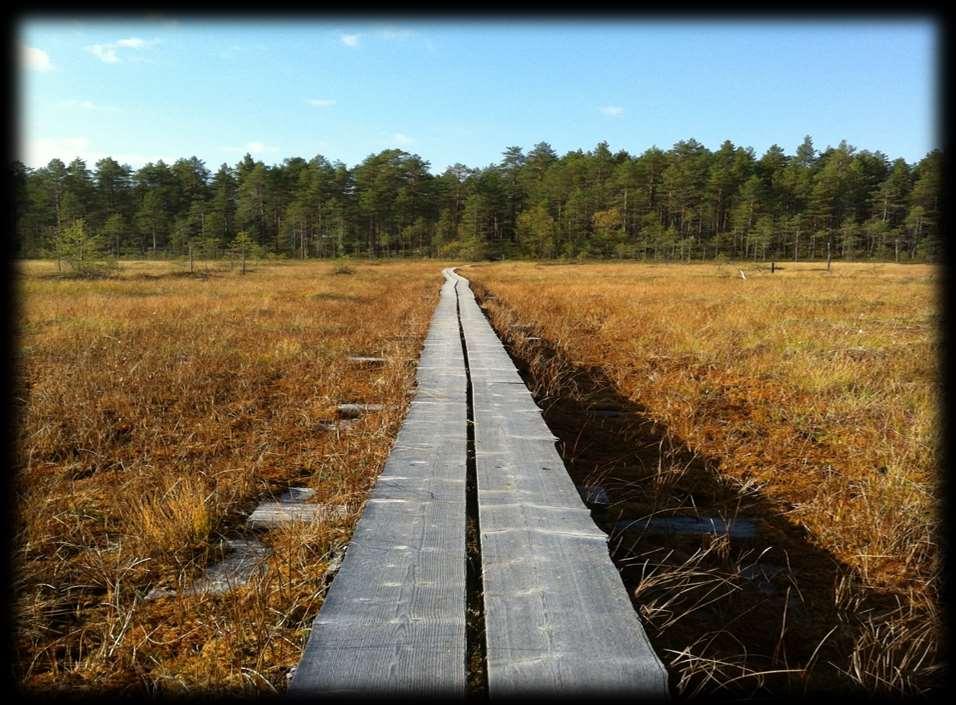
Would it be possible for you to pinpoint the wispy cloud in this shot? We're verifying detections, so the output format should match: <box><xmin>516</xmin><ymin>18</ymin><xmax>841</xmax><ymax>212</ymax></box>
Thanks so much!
<box><xmin>216</xmin><ymin>43</ymin><xmax>242</xmax><ymax>60</ymax></box>
<box><xmin>380</xmin><ymin>27</ymin><xmax>414</xmax><ymax>40</ymax></box>
<box><xmin>307</xmin><ymin>98</ymin><xmax>336</xmax><ymax>108</ymax></box>
<box><xmin>117</xmin><ymin>37</ymin><xmax>150</xmax><ymax>48</ymax></box>
<box><xmin>86</xmin><ymin>37</ymin><xmax>159</xmax><ymax>64</ymax></box>
<box><xmin>340</xmin><ymin>33</ymin><xmax>361</xmax><ymax>48</ymax></box>
<box><xmin>22</xmin><ymin>45</ymin><xmax>54</xmax><ymax>72</ymax></box>
<box><xmin>86</xmin><ymin>44</ymin><xmax>120</xmax><ymax>63</ymax></box>
<box><xmin>599</xmin><ymin>105</ymin><xmax>625</xmax><ymax>117</ymax></box>
<box><xmin>57</xmin><ymin>99</ymin><xmax>120</xmax><ymax>112</ymax></box>
<box><xmin>222</xmin><ymin>141</ymin><xmax>279</xmax><ymax>155</ymax></box>
<box><xmin>22</xmin><ymin>135</ymin><xmax>172</xmax><ymax>168</ymax></box>
<box><xmin>387</xmin><ymin>132</ymin><xmax>414</xmax><ymax>147</ymax></box>
<box><xmin>24</xmin><ymin>136</ymin><xmax>94</xmax><ymax>166</ymax></box>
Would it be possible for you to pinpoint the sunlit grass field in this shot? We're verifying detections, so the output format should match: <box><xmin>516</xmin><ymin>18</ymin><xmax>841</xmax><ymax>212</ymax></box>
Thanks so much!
<box><xmin>14</xmin><ymin>257</ymin><xmax>941</xmax><ymax>695</ymax></box>
<box><xmin>14</xmin><ymin>259</ymin><xmax>447</xmax><ymax>693</ymax></box>
<box><xmin>466</xmin><ymin>260</ymin><xmax>940</xmax><ymax>694</ymax></box>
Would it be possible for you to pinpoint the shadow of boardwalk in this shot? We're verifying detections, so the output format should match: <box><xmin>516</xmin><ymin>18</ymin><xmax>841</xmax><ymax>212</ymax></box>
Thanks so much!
<box><xmin>470</xmin><ymin>285</ymin><xmax>905</xmax><ymax>699</ymax></box>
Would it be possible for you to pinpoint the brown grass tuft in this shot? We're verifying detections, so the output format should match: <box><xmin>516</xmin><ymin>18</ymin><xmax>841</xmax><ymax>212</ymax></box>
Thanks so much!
<box><xmin>467</xmin><ymin>260</ymin><xmax>941</xmax><ymax>696</ymax></box>
<box><xmin>14</xmin><ymin>259</ymin><xmax>450</xmax><ymax>693</ymax></box>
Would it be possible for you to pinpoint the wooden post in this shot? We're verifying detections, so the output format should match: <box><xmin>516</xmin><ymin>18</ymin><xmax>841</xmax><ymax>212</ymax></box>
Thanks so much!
<box><xmin>241</xmin><ymin>244</ymin><xmax>246</xmax><ymax>275</ymax></box>
<box><xmin>827</xmin><ymin>239</ymin><xmax>832</xmax><ymax>271</ymax></box>
<box><xmin>771</xmin><ymin>260</ymin><xmax>775</xmax><ymax>273</ymax></box>
<box><xmin>188</xmin><ymin>242</ymin><xmax>193</xmax><ymax>273</ymax></box>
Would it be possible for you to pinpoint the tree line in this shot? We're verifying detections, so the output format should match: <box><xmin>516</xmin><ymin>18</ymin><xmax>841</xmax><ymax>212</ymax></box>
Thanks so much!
<box><xmin>12</xmin><ymin>135</ymin><xmax>941</xmax><ymax>262</ymax></box>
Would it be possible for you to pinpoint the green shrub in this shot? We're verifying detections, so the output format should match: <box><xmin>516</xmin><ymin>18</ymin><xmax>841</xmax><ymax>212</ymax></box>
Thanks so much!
<box><xmin>51</xmin><ymin>220</ymin><xmax>118</xmax><ymax>278</ymax></box>
<box><xmin>332</xmin><ymin>256</ymin><xmax>355</xmax><ymax>275</ymax></box>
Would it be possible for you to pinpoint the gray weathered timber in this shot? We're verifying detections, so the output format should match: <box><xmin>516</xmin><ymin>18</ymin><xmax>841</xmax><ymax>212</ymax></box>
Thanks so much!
<box><xmin>450</xmin><ymin>269</ymin><xmax>668</xmax><ymax>698</ymax></box>
<box><xmin>145</xmin><ymin>539</ymin><xmax>271</xmax><ymax>600</ymax></box>
<box><xmin>336</xmin><ymin>403</ymin><xmax>386</xmax><ymax>418</ymax></box>
<box><xmin>246</xmin><ymin>487</ymin><xmax>350</xmax><ymax>529</ymax></box>
<box><xmin>247</xmin><ymin>502</ymin><xmax>348</xmax><ymax>529</ymax></box>
<box><xmin>276</xmin><ymin>487</ymin><xmax>316</xmax><ymax>503</ymax></box>
<box><xmin>189</xmin><ymin>539</ymin><xmax>271</xmax><ymax>593</ymax></box>
<box><xmin>614</xmin><ymin>516</ymin><xmax>757</xmax><ymax>539</ymax></box>
<box><xmin>289</xmin><ymin>270</ymin><xmax>468</xmax><ymax>696</ymax></box>
<box><xmin>316</xmin><ymin>419</ymin><xmax>360</xmax><ymax>432</ymax></box>
<box><xmin>347</xmin><ymin>355</ymin><xmax>387</xmax><ymax>366</ymax></box>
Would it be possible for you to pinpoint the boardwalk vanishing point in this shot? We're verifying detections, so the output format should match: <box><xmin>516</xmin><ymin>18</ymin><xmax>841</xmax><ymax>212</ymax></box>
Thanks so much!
<box><xmin>288</xmin><ymin>268</ymin><xmax>669</xmax><ymax>697</ymax></box>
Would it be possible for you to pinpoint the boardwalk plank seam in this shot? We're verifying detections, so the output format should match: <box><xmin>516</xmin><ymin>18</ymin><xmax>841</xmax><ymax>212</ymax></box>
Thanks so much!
<box><xmin>289</xmin><ymin>270</ymin><xmax>468</xmax><ymax>696</ymax></box>
<box><xmin>450</xmin><ymin>267</ymin><xmax>669</xmax><ymax>698</ymax></box>
<box><xmin>289</xmin><ymin>267</ymin><xmax>668</xmax><ymax>698</ymax></box>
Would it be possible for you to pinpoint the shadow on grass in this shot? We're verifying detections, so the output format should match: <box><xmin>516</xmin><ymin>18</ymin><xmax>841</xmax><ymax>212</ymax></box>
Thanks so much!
<box><xmin>470</xmin><ymin>283</ymin><xmax>908</xmax><ymax>699</ymax></box>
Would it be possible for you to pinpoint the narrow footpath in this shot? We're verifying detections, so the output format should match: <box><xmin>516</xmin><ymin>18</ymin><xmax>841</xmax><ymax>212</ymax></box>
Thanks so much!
<box><xmin>288</xmin><ymin>268</ymin><xmax>667</xmax><ymax>697</ymax></box>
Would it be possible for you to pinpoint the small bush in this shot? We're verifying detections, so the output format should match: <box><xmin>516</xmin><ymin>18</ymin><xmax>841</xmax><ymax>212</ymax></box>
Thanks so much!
<box><xmin>51</xmin><ymin>219</ymin><xmax>118</xmax><ymax>278</ymax></box>
<box><xmin>332</xmin><ymin>257</ymin><xmax>355</xmax><ymax>275</ymax></box>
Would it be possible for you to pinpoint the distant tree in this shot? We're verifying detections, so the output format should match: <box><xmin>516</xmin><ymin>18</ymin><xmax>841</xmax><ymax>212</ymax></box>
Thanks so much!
<box><xmin>838</xmin><ymin>216</ymin><xmax>862</xmax><ymax>259</ymax></box>
<box><xmin>101</xmin><ymin>213</ymin><xmax>127</xmax><ymax>256</ymax></box>
<box><xmin>13</xmin><ymin>137</ymin><xmax>942</xmax><ymax>263</ymax></box>
<box><xmin>51</xmin><ymin>219</ymin><xmax>117</xmax><ymax>277</ymax></box>
<box><xmin>591</xmin><ymin>207</ymin><xmax>626</xmax><ymax>258</ymax></box>
<box><xmin>235</xmin><ymin>163</ymin><xmax>270</xmax><ymax>247</ymax></box>
<box><xmin>516</xmin><ymin>204</ymin><xmax>556</xmax><ymax>258</ymax></box>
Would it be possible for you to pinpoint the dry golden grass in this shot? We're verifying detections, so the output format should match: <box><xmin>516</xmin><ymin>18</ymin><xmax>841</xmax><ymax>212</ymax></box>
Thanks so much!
<box><xmin>14</xmin><ymin>258</ymin><xmax>448</xmax><ymax>694</ymax></box>
<box><xmin>466</xmin><ymin>260</ymin><xmax>940</xmax><ymax>695</ymax></box>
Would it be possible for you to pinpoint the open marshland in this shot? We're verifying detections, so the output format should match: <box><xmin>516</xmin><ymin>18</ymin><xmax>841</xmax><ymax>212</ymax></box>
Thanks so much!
<box><xmin>13</xmin><ymin>258</ymin><xmax>942</xmax><ymax>697</ymax></box>
<box><xmin>13</xmin><ymin>259</ymin><xmax>445</xmax><ymax>693</ymax></box>
<box><xmin>466</xmin><ymin>260</ymin><xmax>940</xmax><ymax>695</ymax></box>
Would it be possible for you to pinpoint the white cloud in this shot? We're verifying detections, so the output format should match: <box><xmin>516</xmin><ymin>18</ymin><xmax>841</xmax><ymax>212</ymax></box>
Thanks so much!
<box><xmin>113</xmin><ymin>153</ymin><xmax>174</xmax><ymax>166</ymax></box>
<box><xmin>116</xmin><ymin>37</ymin><xmax>148</xmax><ymax>48</ymax></box>
<box><xmin>57</xmin><ymin>99</ymin><xmax>120</xmax><ymax>112</ymax></box>
<box><xmin>599</xmin><ymin>105</ymin><xmax>625</xmax><ymax>117</ymax></box>
<box><xmin>387</xmin><ymin>132</ymin><xmax>414</xmax><ymax>147</ymax></box>
<box><xmin>22</xmin><ymin>135</ymin><xmax>173</xmax><ymax>168</ymax></box>
<box><xmin>23</xmin><ymin>136</ymin><xmax>95</xmax><ymax>166</ymax></box>
<box><xmin>223</xmin><ymin>141</ymin><xmax>279</xmax><ymax>155</ymax></box>
<box><xmin>307</xmin><ymin>98</ymin><xmax>336</xmax><ymax>108</ymax></box>
<box><xmin>217</xmin><ymin>44</ymin><xmax>242</xmax><ymax>60</ymax></box>
<box><xmin>380</xmin><ymin>27</ymin><xmax>414</xmax><ymax>40</ymax></box>
<box><xmin>22</xmin><ymin>45</ymin><xmax>54</xmax><ymax>72</ymax></box>
<box><xmin>86</xmin><ymin>37</ymin><xmax>158</xmax><ymax>64</ymax></box>
<box><xmin>340</xmin><ymin>33</ymin><xmax>361</xmax><ymax>48</ymax></box>
<box><xmin>86</xmin><ymin>44</ymin><xmax>120</xmax><ymax>63</ymax></box>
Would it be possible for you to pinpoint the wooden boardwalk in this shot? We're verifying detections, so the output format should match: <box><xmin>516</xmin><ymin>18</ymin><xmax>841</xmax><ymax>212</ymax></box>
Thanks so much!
<box><xmin>289</xmin><ymin>271</ymin><xmax>468</xmax><ymax>695</ymax></box>
<box><xmin>289</xmin><ymin>268</ymin><xmax>668</xmax><ymax>697</ymax></box>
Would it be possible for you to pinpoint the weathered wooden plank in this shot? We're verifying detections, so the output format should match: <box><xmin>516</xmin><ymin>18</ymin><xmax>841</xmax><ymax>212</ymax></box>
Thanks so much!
<box><xmin>450</xmin><ymin>268</ymin><xmax>668</xmax><ymax>698</ymax></box>
<box><xmin>336</xmin><ymin>402</ymin><xmax>387</xmax><ymax>417</ymax></box>
<box><xmin>247</xmin><ymin>502</ymin><xmax>348</xmax><ymax>529</ymax></box>
<box><xmin>276</xmin><ymin>487</ymin><xmax>316</xmax><ymax>503</ymax></box>
<box><xmin>289</xmin><ymin>271</ymin><xmax>468</xmax><ymax>696</ymax></box>
<box><xmin>246</xmin><ymin>487</ymin><xmax>349</xmax><ymax>529</ymax></box>
<box><xmin>347</xmin><ymin>355</ymin><xmax>387</xmax><ymax>366</ymax></box>
<box><xmin>615</xmin><ymin>516</ymin><xmax>758</xmax><ymax>539</ymax></box>
<box><xmin>187</xmin><ymin>539</ymin><xmax>271</xmax><ymax>594</ymax></box>
<box><xmin>145</xmin><ymin>538</ymin><xmax>271</xmax><ymax>600</ymax></box>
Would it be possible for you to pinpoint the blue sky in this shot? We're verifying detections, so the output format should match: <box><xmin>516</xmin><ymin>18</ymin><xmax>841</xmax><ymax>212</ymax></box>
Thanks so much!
<box><xmin>18</xmin><ymin>18</ymin><xmax>939</xmax><ymax>174</ymax></box>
